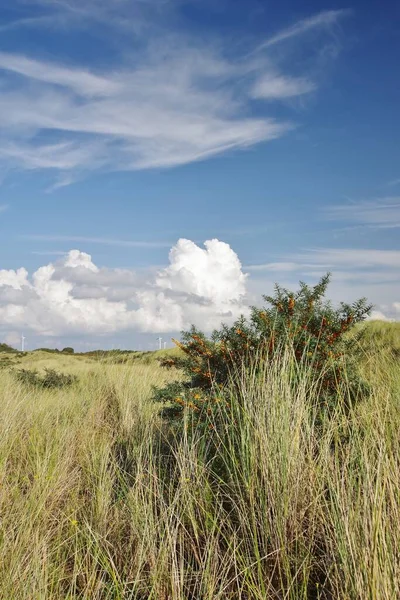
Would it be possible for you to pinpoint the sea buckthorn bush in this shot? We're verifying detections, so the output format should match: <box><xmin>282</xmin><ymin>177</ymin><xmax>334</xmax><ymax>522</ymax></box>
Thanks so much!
<box><xmin>153</xmin><ymin>274</ymin><xmax>372</xmax><ymax>425</ymax></box>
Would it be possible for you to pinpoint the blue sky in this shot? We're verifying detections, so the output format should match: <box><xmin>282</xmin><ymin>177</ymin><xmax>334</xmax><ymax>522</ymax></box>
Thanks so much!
<box><xmin>0</xmin><ymin>0</ymin><xmax>399</xmax><ymax>350</ymax></box>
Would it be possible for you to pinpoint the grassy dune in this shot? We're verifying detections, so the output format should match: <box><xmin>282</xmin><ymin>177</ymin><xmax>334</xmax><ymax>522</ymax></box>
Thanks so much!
<box><xmin>0</xmin><ymin>323</ymin><xmax>399</xmax><ymax>599</ymax></box>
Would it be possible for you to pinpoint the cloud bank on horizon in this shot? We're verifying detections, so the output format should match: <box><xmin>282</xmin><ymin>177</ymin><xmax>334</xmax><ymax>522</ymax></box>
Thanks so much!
<box><xmin>1</xmin><ymin>238</ymin><xmax>399</xmax><ymax>349</ymax></box>
<box><xmin>0</xmin><ymin>239</ymin><xmax>248</xmax><ymax>340</ymax></box>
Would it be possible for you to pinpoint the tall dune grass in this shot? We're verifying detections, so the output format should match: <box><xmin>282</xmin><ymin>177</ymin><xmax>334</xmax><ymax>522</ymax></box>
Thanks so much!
<box><xmin>0</xmin><ymin>335</ymin><xmax>399</xmax><ymax>599</ymax></box>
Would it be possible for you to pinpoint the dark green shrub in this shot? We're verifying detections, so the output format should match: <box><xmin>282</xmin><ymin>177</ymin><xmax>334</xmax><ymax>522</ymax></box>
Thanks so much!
<box><xmin>62</xmin><ymin>347</ymin><xmax>74</xmax><ymax>354</ymax></box>
<box><xmin>34</xmin><ymin>348</ymin><xmax>60</xmax><ymax>353</ymax></box>
<box><xmin>14</xmin><ymin>368</ymin><xmax>40</xmax><ymax>386</ymax></box>
<box><xmin>14</xmin><ymin>368</ymin><xmax>77</xmax><ymax>389</ymax></box>
<box><xmin>153</xmin><ymin>274</ymin><xmax>372</xmax><ymax>424</ymax></box>
<box><xmin>41</xmin><ymin>368</ymin><xmax>77</xmax><ymax>388</ymax></box>
<box><xmin>0</xmin><ymin>356</ymin><xmax>13</xmax><ymax>369</ymax></box>
<box><xmin>0</xmin><ymin>343</ymin><xmax>18</xmax><ymax>353</ymax></box>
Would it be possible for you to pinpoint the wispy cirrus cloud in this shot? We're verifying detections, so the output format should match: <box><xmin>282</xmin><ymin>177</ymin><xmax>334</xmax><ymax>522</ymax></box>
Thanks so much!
<box><xmin>246</xmin><ymin>261</ymin><xmax>298</xmax><ymax>272</ymax></box>
<box><xmin>257</xmin><ymin>9</ymin><xmax>351</xmax><ymax>50</ymax></box>
<box><xmin>246</xmin><ymin>248</ymin><xmax>400</xmax><ymax>279</ymax></box>
<box><xmin>1</xmin><ymin>0</ymin><xmax>164</xmax><ymax>33</ymax></box>
<box><xmin>325</xmin><ymin>197</ymin><xmax>400</xmax><ymax>229</ymax></box>
<box><xmin>248</xmin><ymin>246</ymin><xmax>400</xmax><ymax>279</ymax></box>
<box><xmin>0</xmin><ymin>204</ymin><xmax>8</xmax><ymax>214</ymax></box>
<box><xmin>0</xmin><ymin>4</ymin><xmax>349</xmax><ymax>187</ymax></box>
<box><xmin>294</xmin><ymin>247</ymin><xmax>400</xmax><ymax>269</ymax></box>
<box><xmin>251</xmin><ymin>74</ymin><xmax>316</xmax><ymax>100</ymax></box>
<box><xmin>0</xmin><ymin>46</ymin><xmax>291</xmax><ymax>176</ymax></box>
<box><xmin>31</xmin><ymin>251</ymin><xmax>69</xmax><ymax>257</ymax></box>
<box><xmin>246</xmin><ymin>246</ymin><xmax>400</xmax><ymax>320</ymax></box>
<box><xmin>22</xmin><ymin>235</ymin><xmax>172</xmax><ymax>248</ymax></box>
<box><xmin>0</xmin><ymin>52</ymin><xmax>119</xmax><ymax>96</ymax></box>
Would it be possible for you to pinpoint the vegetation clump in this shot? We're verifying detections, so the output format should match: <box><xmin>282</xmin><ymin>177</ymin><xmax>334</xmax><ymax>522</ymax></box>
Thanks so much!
<box><xmin>0</xmin><ymin>356</ymin><xmax>14</xmax><ymax>369</ymax></box>
<box><xmin>14</xmin><ymin>367</ymin><xmax>77</xmax><ymax>389</ymax></box>
<box><xmin>0</xmin><ymin>342</ymin><xmax>18</xmax><ymax>353</ymax></box>
<box><xmin>34</xmin><ymin>347</ymin><xmax>60</xmax><ymax>353</ymax></box>
<box><xmin>154</xmin><ymin>273</ymin><xmax>372</xmax><ymax>424</ymax></box>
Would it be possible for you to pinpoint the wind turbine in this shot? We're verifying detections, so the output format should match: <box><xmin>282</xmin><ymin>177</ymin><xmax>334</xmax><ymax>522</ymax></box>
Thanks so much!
<box><xmin>21</xmin><ymin>334</ymin><xmax>26</xmax><ymax>352</ymax></box>
<box><xmin>157</xmin><ymin>337</ymin><xmax>163</xmax><ymax>350</ymax></box>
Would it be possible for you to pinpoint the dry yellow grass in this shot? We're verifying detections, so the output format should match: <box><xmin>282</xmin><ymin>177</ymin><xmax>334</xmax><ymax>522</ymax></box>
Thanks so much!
<box><xmin>0</xmin><ymin>324</ymin><xmax>398</xmax><ymax>599</ymax></box>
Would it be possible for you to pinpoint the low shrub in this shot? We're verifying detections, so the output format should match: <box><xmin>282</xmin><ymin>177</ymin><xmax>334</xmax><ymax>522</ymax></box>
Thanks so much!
<box><xmin>0</xmin><ymin>356</ymin><xmax>14</xmax><ymax>369</ymax></box>
<box><xmin>153</xmin><ymin>273</ymin><xmax>372</xmax><ymax>426</ymax></box>
<box><xmin>14</xmin><ymin>368</ymin><xmax>77</xmax><ymax>389</ymax></box>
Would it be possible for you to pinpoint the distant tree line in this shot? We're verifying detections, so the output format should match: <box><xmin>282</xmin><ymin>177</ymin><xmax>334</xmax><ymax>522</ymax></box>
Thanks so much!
<box><xmin>0</xmin><ymin>343</ymin><xmax>18</xmax><ymax>353</ymax></box>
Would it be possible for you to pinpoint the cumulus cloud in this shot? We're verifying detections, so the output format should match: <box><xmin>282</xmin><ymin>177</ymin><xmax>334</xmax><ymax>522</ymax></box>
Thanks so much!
<box><xmin>0</xmin><ymin>239</ymin><xmax>248</xmax><ymax>338</ymax></box>
<box><xmin>0</xmin><ymin>267</ymin><xmax>29</xmax><ymax>289</ymax></box>
<box><xmin>367</xmin><ymin>302</ymin><xmax>400</xmax><ymax>322</ymax></box>
<box><xmin>1</xmin><ymin>240</ymin><xmax>399</xmax><ymax>346</ymax></box>
<box><xmin>367</xmin><ymin>310</ymin><xmax>393</xmax><ymax>322</ymax></box>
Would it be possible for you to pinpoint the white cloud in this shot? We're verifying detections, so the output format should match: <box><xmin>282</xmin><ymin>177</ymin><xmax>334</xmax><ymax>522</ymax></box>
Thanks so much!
<box><xmin>367</xmin><ymin>302</ymin><xmax>400</xmax><ymax>322</ymax></box>
<box><xmin>0</xmin><ymin>239</ymin><xmax>248</xmax><ymax>337</ymax></box>
<box><xmin>0</xmin><ymin>52</ymin><xmax>119</xmax><ymax>96</ymax></box>
<box><xmin>246</xmin><ymin>248</ymin><xmax>400</xmax><ymax>275</ymax></box>
<box><xmin>0</xmin><ymin>267</ymin><xmax>29</xmax><ymax>290</ymax></box>
<box><xmin>257</xmin><ymin>9</ymin><xmax>351</xmax><ymax>50</ymax></box>
<box><xmin>9</xmin><ymin>0</ymin><xmax>170</xmax><ymax>33</ymax></box>
<box><xmin>23</xmin><ymin>235</ymin><xmax>171</xmax><ymax>248</ymax></box>
<box><xmin>294</xmin><ymin>248</ymin><xmax>400</xmax><ymax>269</ymax></box>
<box><xmin>251</xmin><ymin>75</ymin><xmax>316</xmax><ymax>100</ymax></box>
<box><xmin>246</xmin><ymin>261</ymin><xmax>298</xmax><ymax>272</ymax></box>
<box><xmin>325</xmin><ymin>197</ymin><xmax>400</xmax><ymax>229</ymax></box>
<box><xmin>1</xmin><ymin>240</ymin><xmax>399</xmax><ymax>346</ymax></box>
<box><xmin>64</xmin><ymin>249</ymin><xmax>99</xmax><ymax>272</ymax></box>
<box><xmin>0</xmin><ymin>6</ymin><xmax>349</xmax><ymax>186</ymax></box>
<box><xmin>367</xmin><ymin>310</ymin><xmax>393</xmax><ymax>322</ymax></box>
<box><xmin>246</xmin><ymin>247</ymin><xmax>400</xmax><ymax>323</ymax></box>
<box><xmin>0</xmin><ymin>49</ymin><xmax>291</xmax><ymax>175</ymax></box>
<box><xmin>157</xmin><ymin>238</ymin><xmax>247</xmax><ymax>306</ymax></box>
<box><xmin>0</xmin><ymin>140</ymin><xmax>109</xmax><ymax>171</ymax></box>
